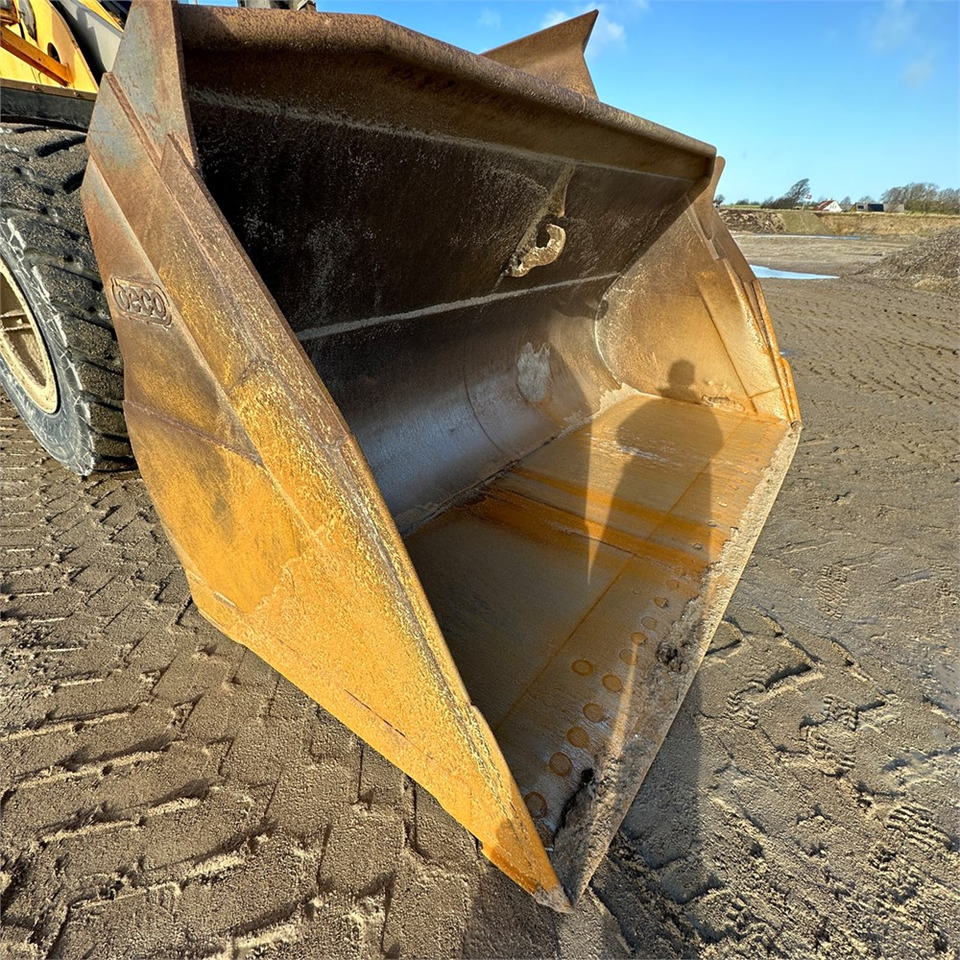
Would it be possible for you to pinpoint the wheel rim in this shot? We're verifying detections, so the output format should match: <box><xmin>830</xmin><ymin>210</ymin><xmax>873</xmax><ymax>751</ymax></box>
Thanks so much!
<box><xmin>0</xmin><ymin>259</ymin><xmax>58</xmax><ymax>413</ymax></box>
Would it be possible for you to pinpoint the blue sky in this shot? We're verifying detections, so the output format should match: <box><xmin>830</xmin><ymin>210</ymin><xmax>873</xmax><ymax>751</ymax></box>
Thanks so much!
<box><xmin>202</xmin><ymin>1</ymin><xmax>959</xmax><ymax>203</ymax></box>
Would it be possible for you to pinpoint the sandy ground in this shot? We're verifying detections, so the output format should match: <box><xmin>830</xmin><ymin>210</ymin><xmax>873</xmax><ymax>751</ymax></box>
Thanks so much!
<box><xmin>1</xmin><ymin>235</ymin><xmax>957</xmax><ymax>958</ymax></box>
<box><xmin>732</xmin><ymin>233</ymin><xmax>914</xmax><ymax>277</ymax></box>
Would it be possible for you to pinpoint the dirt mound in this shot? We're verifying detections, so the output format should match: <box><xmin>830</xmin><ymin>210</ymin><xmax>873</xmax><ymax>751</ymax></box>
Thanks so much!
<box><xmin>855</xmin><ymin>227</ymin><xmax>960</xmax><ymax>296</ymax></box>
<box><xmin>720</xmin><ymin>208</ymin><xmax>786</xmax><ymax>234</ymax></box>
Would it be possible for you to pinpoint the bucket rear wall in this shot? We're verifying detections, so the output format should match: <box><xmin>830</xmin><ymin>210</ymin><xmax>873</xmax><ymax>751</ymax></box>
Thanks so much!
<box><xmin>185</xmin><ymin>84</ymin><xmax>696</xmax><ymax>525</ymax></box>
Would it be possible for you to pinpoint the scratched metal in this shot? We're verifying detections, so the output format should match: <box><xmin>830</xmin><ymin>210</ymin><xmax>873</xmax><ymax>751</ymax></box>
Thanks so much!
<box><xmin>81</xmin><ymin>0</ymin><xmax>799</xmax><ymax>907</ymax></box>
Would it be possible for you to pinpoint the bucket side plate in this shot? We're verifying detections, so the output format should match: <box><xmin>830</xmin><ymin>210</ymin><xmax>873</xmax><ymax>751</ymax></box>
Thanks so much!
<box><xmin>81</xmin><ymin>0</ymin><xmax>565</xmax><ymax>909</ymax></box>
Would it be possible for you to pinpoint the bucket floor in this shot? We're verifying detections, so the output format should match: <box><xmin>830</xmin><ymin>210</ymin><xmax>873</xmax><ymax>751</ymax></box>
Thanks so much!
<box><xmin>404</xmin><ymin>393</ymin><xmax>790</xmax><ymax>838</ymax></box>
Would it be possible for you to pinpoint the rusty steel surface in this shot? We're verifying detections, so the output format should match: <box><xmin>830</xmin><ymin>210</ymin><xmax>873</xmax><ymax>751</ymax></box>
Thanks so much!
<box><xmin>81</xmin><ymin>0</ymin><xmax>799</xmax><ymax>908</ymax></box>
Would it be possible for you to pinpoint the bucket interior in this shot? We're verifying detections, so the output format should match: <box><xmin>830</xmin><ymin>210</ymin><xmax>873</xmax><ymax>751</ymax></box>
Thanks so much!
<box><xmin>178</xmin><ymin>15</ymin><xmax>791</xmax><ymax>842</ymax></box>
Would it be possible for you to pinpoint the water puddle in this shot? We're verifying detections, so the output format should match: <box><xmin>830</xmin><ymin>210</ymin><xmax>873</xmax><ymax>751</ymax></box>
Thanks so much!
<box><xmin>750</xmin><ymin>265</ymin><xmax>837</xmax><ymax>280</ymax></box>
<box><xmin>742</xmin><ymin>233</ymin><xmax>861</xmax><ymax>240</ymax></box>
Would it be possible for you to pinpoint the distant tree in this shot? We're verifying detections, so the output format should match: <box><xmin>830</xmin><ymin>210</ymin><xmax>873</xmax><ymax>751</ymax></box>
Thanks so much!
<box><xmin>858</xmin><ymin>195</ymin><xmax>875</xmax><ymax>205</ymax></box>
<box><xmin>882</xmin><ymin>185</ymin><xmax>905</xmax><ymax>208</ymax></box>
<box><xmin>765</xmin><ymin>178</ymin><xmax>811</xmax><ymax>209</ymax></box>
<box><xmin>880</xmin><ymin>182</ymin><xmax>959</xmax><ymax>213</ymax></box>
<box><xmin>791</xmin><ymin>179</ymin><xmax>812</xmax><ymax>205</ymax></box>
<box><xmin>735</xmin><ymin>198</ymin><xmax>752</xmax><ymax>206</ymax></box>
<box><xmin>936</xmin><ymin>187</ymin><xmax>960</xmax><ymax>213</ymax></box>
<box><xmin>898</xmin><ymin>183</ymin><xmax>936</xmax><ymax>212</ymax></box>
<box><xmin>919</xmin><ymin>183</ymin><xmax>940</xmax><ymax>212</ymax></box>
<box><xmin>840</xmin><ymin>196</ymin><xmax>852</xmax><ymax>209</ymax></box>
<box><xmin>714</xmin><ymin>193</ymin><xmax>725</xmax><ymax>207</ymax></box>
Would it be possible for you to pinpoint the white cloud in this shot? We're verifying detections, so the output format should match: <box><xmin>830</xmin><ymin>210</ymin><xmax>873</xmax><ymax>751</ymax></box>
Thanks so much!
<box><xmin>540</xmin><ymin>2</ymin><xmax>634</xmax><ymax>56</ymax></box>
<box><xmin>870</xmin><ymin>0</ymin><xmax>915</xmax><ymax>52</ymax></box>
<box><xmin>478</xmin><ymin>8</ymin><xmax>501</xmax><ymax>29</ymax></box>
<box><xmin>541</xmin><ymin>9</ymin><xmax>569</xmax><ymax>30</ymax></box>
<box><xmin>594</xmin><ymin>8</ymin><xmax>626</xmax><ymax>48</ymax></box>
<box><xmin>868</xmin><ymin>0</ymin><xmax>939</xmax><ymax>89</ymax></box>
<box><xmin>902</xmin><ymin>53</ymin><xmax>935</xmax><ymax>88</ymax></box>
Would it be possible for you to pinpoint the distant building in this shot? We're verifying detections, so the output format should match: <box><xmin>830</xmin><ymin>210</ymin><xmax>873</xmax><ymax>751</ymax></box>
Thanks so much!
<box><xmin>854</xmin><ymin>202</ymin><xmax>905</xmax><ymax>213</ymax></box>
<box><xmin>815</xmin><ymin>200</ymin><xmax>843</xmax><ymax>212</ymax></box>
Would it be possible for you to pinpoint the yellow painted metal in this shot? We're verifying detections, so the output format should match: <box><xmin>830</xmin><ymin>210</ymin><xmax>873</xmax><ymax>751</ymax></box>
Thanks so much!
<box><xmin>1</xmin><ymin>23</ymin><xmax>72</xmax><ymax>85</ymax></box>
<box><xmin>0</xmin><ymin>0</ymin><xmax>97</xmax><ymax>91</ymax></box>
<box><xmin>81</xmin><ymin>0</ymin><xmax>800</xmax><ymax>907</ymax></box>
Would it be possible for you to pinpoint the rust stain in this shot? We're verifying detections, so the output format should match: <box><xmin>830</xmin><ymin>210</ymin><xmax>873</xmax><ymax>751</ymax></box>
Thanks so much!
<box><xmin>81</xmin><ymin>0</ymin><xmax>798</xmax><ymax>908</ymax></box>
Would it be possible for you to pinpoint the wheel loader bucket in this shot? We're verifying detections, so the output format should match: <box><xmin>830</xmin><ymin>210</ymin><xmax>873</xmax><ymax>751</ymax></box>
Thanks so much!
<box><xmin>82</xmin><ymin>1</ymin><xmax>800</xmax><ymax>909</ymax></box>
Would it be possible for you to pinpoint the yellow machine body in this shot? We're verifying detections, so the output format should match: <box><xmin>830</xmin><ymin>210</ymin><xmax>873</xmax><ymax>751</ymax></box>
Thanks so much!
<box><xmin>0</xmin><ymin>0</ymin><xmax>119</xmax><ymax>91</ymax></box>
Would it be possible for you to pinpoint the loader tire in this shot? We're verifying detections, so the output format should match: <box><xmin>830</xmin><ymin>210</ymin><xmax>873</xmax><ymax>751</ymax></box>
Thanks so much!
<box><xmin>0</xmin><ymin>123</ymin><xmax>131</xmax><ymax>475</ymax></box>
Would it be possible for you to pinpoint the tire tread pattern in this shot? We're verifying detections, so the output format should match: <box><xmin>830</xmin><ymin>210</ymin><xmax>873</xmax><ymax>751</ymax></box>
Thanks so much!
<box><xmin>0</xmin><ymin>123</ymin><xmax>131</xmax><ymax>474</ymax></box>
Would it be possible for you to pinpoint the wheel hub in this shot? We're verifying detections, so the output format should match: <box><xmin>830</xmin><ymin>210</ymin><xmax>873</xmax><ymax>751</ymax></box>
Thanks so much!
<box><xmin>0</xmin><ymin>259</ymin><xmax>58</xmax><ymax>413</ymax></box>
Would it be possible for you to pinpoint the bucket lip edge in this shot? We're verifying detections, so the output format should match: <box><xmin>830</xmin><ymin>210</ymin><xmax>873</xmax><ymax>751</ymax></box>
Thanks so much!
<box><xmin>175</xmin><ymin>4</ymin><xmax>717</xmax><ymax>164</ymax></box>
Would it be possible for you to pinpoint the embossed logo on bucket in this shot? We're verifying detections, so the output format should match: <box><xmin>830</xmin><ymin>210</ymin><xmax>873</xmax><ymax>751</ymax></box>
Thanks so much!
<box><xmin>111</xmin><ymin>278</ymin><xmax>171</xmax><ymax>325</ymax></box>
